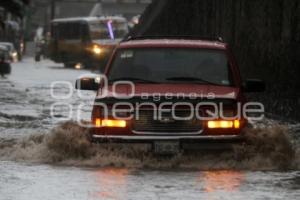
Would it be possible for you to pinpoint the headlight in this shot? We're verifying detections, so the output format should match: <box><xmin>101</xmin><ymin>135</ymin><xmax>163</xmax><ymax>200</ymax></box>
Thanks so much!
<box><xmin>93</xmin><ymin>45</ymin><xmax>102</xmax><ymax>55</ymax></box>
<box><xmin>75</xmin><ymin>63</ymin><xmax>83</xmax><ymax>69</ymax></box>
<box><xmin>12</xmin><ymin>52</ymin><xmax>18</xmax><ymax>57</ymax></box>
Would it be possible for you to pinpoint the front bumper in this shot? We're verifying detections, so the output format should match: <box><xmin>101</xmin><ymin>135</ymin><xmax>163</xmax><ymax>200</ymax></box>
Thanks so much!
<box><xmin>91</xmin><ymin>134</ymin><xmax>244</xmax><ymax>150</ymax></box>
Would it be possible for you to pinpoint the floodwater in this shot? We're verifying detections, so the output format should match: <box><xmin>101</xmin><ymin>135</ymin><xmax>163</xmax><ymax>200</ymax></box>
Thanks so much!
<box><xmin>0</xmin><ymin>58</ymin><xmax>299</xmax><ymax>200</ymax></box>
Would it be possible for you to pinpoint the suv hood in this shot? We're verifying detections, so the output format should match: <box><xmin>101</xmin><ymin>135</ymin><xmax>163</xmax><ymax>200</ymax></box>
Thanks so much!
<box><xmin>98</xmin><ymin>84</ymin><xmax>240</xmax><ymax>100</ymax></box>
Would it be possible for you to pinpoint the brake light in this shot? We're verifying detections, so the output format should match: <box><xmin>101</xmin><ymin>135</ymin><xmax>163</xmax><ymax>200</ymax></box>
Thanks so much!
<box><xmin>94</xmin><ymin>118</ymin><xmax>127</xmax><ymax>128</ymax></box>
<box><xmin>207</xmin><ymin>120</ymin><xmax>240</xmax><ymax>129</ymax></box>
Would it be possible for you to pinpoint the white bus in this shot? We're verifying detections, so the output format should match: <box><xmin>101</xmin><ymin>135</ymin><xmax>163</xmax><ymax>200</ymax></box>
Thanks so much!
<box><xmin>49</xmin><ymin>16</ymin><xmax>128</xmax><ymax>70</ymax></box>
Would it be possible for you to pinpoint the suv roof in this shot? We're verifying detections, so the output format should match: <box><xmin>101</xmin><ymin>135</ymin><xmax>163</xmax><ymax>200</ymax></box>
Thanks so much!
<box><xmin>119</xmin><ymin>37</ymin><xmax>227</xmax><ymax>50</ymax></box>
<box><xmin>52</xmin><ymin>16</ymin><xmax>127</xmax><ymax>23</ymax></box>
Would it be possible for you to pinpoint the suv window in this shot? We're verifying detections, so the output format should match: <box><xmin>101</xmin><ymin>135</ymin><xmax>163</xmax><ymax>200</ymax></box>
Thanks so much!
<box><xmin>52</xmin><ymin>22</ymin><xmax>89</xmax><ymax>40</ymax></box>
<box><xmin>108</xmin><ymin>48</ymin><xmax>233</xmax><ymax>86</ymax></box>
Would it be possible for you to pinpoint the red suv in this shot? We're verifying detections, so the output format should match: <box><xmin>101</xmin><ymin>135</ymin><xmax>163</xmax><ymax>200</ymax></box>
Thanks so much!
<box><xmin>76</xmin><ymin>37</ymin><xmax>265</xmax><ymax>153</ymax></box>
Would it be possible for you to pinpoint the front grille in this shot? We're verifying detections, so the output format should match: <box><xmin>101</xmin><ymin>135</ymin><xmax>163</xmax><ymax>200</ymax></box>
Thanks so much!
<box><xmin>132</xmin><ymin>110</ymin><xmax>203</xmax><ymax>134</ymax></box>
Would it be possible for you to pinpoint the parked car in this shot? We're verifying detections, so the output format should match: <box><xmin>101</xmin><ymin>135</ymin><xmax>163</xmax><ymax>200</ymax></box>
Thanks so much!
<box><xmin>0</xmin><ymin>45</ymin><xmax>11</xmax><ymax>77</ymax></box>
<box><xmin>75</xmin><ymin>37</ymin><xmax>265</xmax><ymax>154</ymax></box>
<box><xmin>2</xmin><ymin>20</ymin><xmax>24</xmax><ymax>61</ymax></box>
<box><xmin>0</xmin><ymin>42</ymin><xmax>18</xmax><ymax>62</ymax></box>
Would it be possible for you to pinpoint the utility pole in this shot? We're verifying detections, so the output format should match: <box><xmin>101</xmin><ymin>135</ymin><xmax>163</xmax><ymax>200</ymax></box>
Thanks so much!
<box><xmin>50</xmin><ymin>0</ymin><xmax>56</xmax><ymax>20</ymax></box>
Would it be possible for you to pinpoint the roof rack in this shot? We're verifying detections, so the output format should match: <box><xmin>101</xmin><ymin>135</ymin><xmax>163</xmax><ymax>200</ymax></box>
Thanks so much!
<box><xmin>122</xmin><ymin>35</ymin><xmax>224</xmax><ymax>42</ymax></box>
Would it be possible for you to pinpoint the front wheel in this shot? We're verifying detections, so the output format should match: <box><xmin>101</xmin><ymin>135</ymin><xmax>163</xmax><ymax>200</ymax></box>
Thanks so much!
<box><xmin>0</xmin><ymin>63</ymin><xmax>11</xmax><ymax>76</ymax></box>
<box><xmin>35</xmin><ymin>54</ymin><xmax>41</xmax><ymax>62</ymax></box>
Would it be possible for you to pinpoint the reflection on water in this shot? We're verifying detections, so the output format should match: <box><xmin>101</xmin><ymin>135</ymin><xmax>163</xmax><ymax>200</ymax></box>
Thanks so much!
<box><xmin>92</xmin><ymin>168</ymin><xmax>129</xmax><ymax>200</ymax></box>
<box><xmin>198</xmin><ymin>171</ymin><xmax>245</xmax><ymax>193</ymax></box>
<box><xmin>90</xmin><ymin>168</ymin><xmax>245</xmax><ymax>200</ymax></box>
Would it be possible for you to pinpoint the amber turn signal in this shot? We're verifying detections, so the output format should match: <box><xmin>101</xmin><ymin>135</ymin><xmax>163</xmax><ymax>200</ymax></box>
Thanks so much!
<box><xmin>95</xmin><ymin>119</ymin><xmax>127</xmax><ymax>128</ymax></box>
<box><xmin>207</xmin><ymin>120</ymin><xmax>240</xmax><ymax>129</ymax></box>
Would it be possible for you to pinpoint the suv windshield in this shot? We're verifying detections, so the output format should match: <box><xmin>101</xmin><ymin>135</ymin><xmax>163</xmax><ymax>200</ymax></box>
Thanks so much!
<box><xmin>108</xmin><ymin>48</ymin><xmax>233</xmax><ymax>86</ymax></box>
<box><xmin>52</xmin><ymin>22</ymin><xmax>89</xmax><ymax>40</ymax></box>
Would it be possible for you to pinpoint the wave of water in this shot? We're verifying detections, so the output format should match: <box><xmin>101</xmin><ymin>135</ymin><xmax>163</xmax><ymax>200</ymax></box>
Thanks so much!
<box><xmin>0</xmin><ymin>121</ymin><xmax>299</xmax><ymax>170</ymax></box>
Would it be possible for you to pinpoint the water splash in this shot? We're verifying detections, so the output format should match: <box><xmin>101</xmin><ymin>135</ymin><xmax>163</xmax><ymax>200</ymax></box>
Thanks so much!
<box><xmin>0</xmin><ymin>121</ymin><xmax>298</xmax><ymax>170</ymax></box>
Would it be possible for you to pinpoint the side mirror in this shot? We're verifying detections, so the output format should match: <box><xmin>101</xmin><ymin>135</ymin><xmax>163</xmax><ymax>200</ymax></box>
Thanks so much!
<box><xmin>243</xmin><ymin>79</ymin><xmax>266</xmax><ymax>93</ymax></box>
<box><xmin>75</xmin><ymin>76</ymin><xmax>100</xmax><ymax>91</ymax></box>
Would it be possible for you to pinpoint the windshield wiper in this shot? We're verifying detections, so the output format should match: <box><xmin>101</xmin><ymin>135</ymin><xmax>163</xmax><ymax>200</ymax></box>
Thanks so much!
<box><xmin>166</xmin><ymin>77</ymin><xmax>221</xmax><ymax>85</ymax></box>
<box><xmin>109</xmin><ymin>77</ymin><xmax>159</xmax><ymax>84</ymax></box>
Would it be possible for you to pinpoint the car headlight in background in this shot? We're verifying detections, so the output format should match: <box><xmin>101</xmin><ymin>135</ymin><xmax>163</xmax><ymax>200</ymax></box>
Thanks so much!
<box><xmin>12</xmin><ymin>52</ymin><xmax>18</xmax><ymax>57</ymax></box>
<box><xmin>75</xmin><ymin>63</ymin><xmax>83</xmax><ymax>69</ymax></box>
<box><xmin>11</xmin><ymin>51</ymin><xmax>18</xmax><ymax>62</ymax></box>
<box><xmin>93</xmin><ymin>45</ymin><xmax>102</xmax><ymax>55</ymax></box>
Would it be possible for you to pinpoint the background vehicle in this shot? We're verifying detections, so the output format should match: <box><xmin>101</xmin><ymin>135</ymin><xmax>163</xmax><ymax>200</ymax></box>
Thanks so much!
<box><xmin>0</xmin><ymin>45</ymin><xmax>11</xmax><ymax>77</ymax></box>
<box><xmin>0</xmin><ymin>42</ymin><xmax>18</xmax><ymax>62</ymax></box>
<box><xmin>48</xmin><ymin>16</ymin><xmax>129</xmax><ymax>71</ymax></box>
<box><xmin>1</xmin><ymin>21</ymin><xmax>24</xmax><ymax>61</ymax></box>
<box><xmin>76</xmin><ymin>37</ymin><xmax>266</xmax><ymax>154</ymax></box>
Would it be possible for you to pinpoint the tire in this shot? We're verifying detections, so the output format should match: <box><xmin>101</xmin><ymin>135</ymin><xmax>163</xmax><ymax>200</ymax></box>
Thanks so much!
<box><xmin>35</xmin><ymin>54</ymin><xmax>41</xmax><ymax>62</ymax></box>
<box><xmin>0</xmin><ymin>63</ymin><xmax>11</xmax><ymax>75</ymax></box>
<box><xmin>18</xmin><ymin>52</ymin><xmax>22</xmax><ymax>61</ymax></box>
<box><xmin>7</xmin><ymin>64</ymin><xmax>11</xmax><ymax>74</ymax></box>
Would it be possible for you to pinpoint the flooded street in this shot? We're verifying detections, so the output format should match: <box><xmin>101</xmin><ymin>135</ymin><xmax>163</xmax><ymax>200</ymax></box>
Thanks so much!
<box><xmin>0</xmin><ymin>58</ymin><xmax>300</xmax><ymax>200</ymax></box>
<box><xmin>0</xmin><ymin>162</ymin><xmax>299</xmax><ymax>200</ymax></box>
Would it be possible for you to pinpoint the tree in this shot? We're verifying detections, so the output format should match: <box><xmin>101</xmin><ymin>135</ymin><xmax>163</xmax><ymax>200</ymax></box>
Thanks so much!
<box><xmin>131</xmin><ymin>0</ymin><xmax>300</xmax><ymax>119</ymax></box>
